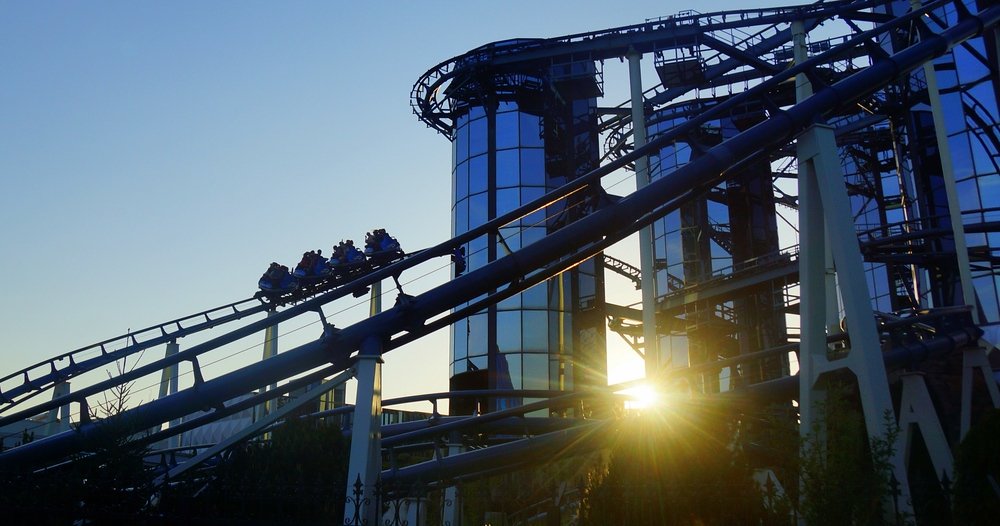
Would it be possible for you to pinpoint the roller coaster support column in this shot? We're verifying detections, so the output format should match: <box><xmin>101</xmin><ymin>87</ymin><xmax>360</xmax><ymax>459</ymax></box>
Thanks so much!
<box><xmin>628</xmin><ymin>47</ymin><xmax>662</xmax><ymax>375</ymax></box>
<box><xmin>442</xmin><ymin>432</ymin><xmax>464</xmax><ymax>525</ymax></box>
<box><xmin>344</xmin><ymin>335</ymin><xmax>383</xmax><ymax>526</ymax></box>
<box><xmin>911</xmin><ymin>0</ymin><xmax>1000</xmax><ymax>437</ymax></box>
<box><xmin>792</xmin><ymin>20</ymin><xmax>913</xmax><ymax>518</ymax></box>
<box><xmin>898</xmin><ymin>372</ymin><xmax>953</xmax><ymax>480</ymax></box>
<box><xmin>156</xmin><ymin>341</ymin><xmax>180</xmax><ymax>448</ymax></box>
<box><xmin>44</xmin><ymin>382</ymin><xmax>71</xmax><ymax>437</ymax></box>
<box><xmin>254</xmin><ymin>310</ymin><xmax>280</xmax><ymax>423</ymax></box>
<box><xmin>345</xmin><ymin>282</ymin><xmax>385</xmax><ymax>525</ymax></box>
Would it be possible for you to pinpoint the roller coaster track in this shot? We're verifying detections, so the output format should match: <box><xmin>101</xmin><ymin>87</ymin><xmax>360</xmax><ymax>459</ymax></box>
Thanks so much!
<box><xmin>2</xmin><ymin>0</ymin><xmax>997</xmax><ymax>476</ymax></box>
<box><xmin>0</xmin><ymin>297</ymin><xmax>269</xmax><ymax>413</ymax></box>
<box><xmin>0</xmin><ymin>254</ymin><xmax>414</xmax><ymax>414</ymax></box>
<box><xmin>411</xmin><ymin>0</ymin><xmax>892</xmax><ymax>135</ymax></box>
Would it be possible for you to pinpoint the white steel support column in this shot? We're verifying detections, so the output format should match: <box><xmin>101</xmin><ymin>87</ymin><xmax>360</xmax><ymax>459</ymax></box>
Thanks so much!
<box><xmin>442</xmin><ymin>436</ymin><xmax>463</xmax><ymax>526</ymax></box>
<box><xmin>255</xmin><ymin>310</ymin><xmax>280</xmax><ymax>423</ymax></box>
<box><xmin>344</xmin><ymin>335</ymin><xmax>383</xmax><ymax>526</ymax></box>
<box><xmin>156</xmin><ymin>341</ymin><xmax>181</xmax><ymax>448</ymax></box>
<box><xmin>794</xmin><ymin>18</ymin><xmax>830</xmax><ymax>444</ymax></box>
<box><xmin>627</xmin><ymin>47</ymin><xmax>663</xmax><ymax>374</ymax></box>
<box><xmin>793</xmin><ymin>20</ymin><xmax>912</xmax><ymax>517</ymax></box>
<box><xmin>797</xmin><ymin>121</ymin><xmax>914</xmax><ymax>520</ymax></box>
<box><xmin>44</xmin><ymin>382</ymin><xmax>71</xmax><ymax>437</ymax></box>
<box><xmin>344</xmin><ymin>281</ymin><xmax>385</xmax><ymax>525</ymax></box>
<box><xmin>961</xmin><ymin>347</ymin><xmax>1000</xmax><ymax>436</ymax></box>
<box><xmin>898</xmin><ymin>372</ymin><xmax>953</xmax><ymax>480</ymax></box>
<box><xmin>792</xmin><ymin>21</ymin><xmax>841</xmax><ymax>336</ymax></box>
<box><xmin>443</xmin><ymin>485</ymin><xmax>461</xmax><ymax>526</ymax></box>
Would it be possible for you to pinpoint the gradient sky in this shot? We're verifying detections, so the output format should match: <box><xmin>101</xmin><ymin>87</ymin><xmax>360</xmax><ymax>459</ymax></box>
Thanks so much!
<box><xmin>0</xmin><ymin>1</ymin><xmax>748</xmax><ymax>412</ymax></box>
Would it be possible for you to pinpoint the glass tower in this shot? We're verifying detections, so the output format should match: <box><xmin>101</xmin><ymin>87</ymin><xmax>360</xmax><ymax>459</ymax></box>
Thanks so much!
<box><xmin>446</xmin><ymin>61</ymin><xmax>607</xmax><ymax>415</ymax></box>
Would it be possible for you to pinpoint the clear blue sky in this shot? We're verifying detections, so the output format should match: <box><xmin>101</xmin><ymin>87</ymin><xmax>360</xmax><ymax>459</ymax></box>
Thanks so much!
<box><xmin>0</xmin><ymin>1</ymin><xmax>746</xmax><ymax>411</ymax></box>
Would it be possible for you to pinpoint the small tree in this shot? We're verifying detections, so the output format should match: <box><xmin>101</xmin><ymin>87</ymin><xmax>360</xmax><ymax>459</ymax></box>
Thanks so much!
<box><xmin>159</xmin><ymin>418</ymin><xmax>350</xmax><ymax>523</ymax></box>
<box><xmin>797</xmin><ymin>386</ymin><xmax>901</xmax><ymax>526</ymax></box>
<box><xmin>952</xmin><ymin>408</ymin><xmax>1000</xmax><ymax>524</ymax></box>
<box><xmin>0</xmin><ymin>356</ymin><xmax>154</xmax><ymax>524</ymax></box>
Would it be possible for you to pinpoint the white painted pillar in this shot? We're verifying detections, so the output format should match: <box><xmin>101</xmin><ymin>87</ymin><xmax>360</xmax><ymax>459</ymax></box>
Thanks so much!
<box><xmin>793</xmin><ymin>18</ymin><xmax>829</xmax><ymax>445</ymax></box>
<box><xmin>898</xmin><ymin>372</ymin><xmax>953</xmax><ymax>479</ymax></box>
<box><xmin>627</xmin><ymin>47</ymin><xmax>663</xmax><ymax>375</ymax></box>
<box><xmin>961</xmin><ymin>347</ymin><xmax>1000</xmax><ymax>437</ymax></box>
<box><xmin>255</xmin><ymin>310</ymin><xmax>280</xmax><ymax>423</ymax></box>
<box><xmin>44</xmin><ymin>382</ymin><xmax>71</xmax><ymax>437</ymax></box>
<box><xmin>793</xmin><ymin>19</ymin><xmax>913</xmax><ymax>517</ymax></box>
<box><xmin>442</xmin><ymin>436</ymin><xmax>464</xmax><ymax>526</ymax></box>
<box><xmin>344</xmin><ymin>335</ymin><xmax>383</xmax><ymax>525</ymax></box>
<box><xmin>344</xmin><ymin>282</ymin><xmax>384</xmax><ymax>525</ymax></box>
<box><xmin>156</xmin><ymin>341</ymin><xmax>181</xmax><ymax>448</ymax></box>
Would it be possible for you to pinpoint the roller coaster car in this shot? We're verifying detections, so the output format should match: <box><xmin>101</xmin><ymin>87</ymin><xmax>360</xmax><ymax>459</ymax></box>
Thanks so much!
<box><xmin>257</xmin><ymin>272</ymin><xmax>298</xmax><ymax>296</ymax></box>
<box><xmin>292</xmin><ymin>255</ymin><xmax>331</xmax><ymax>280</ymax></box>
<box><xmin>364</xmin><ymin>236</ymin><xmax>404</xmax><ymax>265</ymax></box>
<box><xmin>328</xmin><ymin>249</ymin><xmax>366</xmax><ymax>274</ymax></box>
<box><xmin>365</xmin><ymin>245</ymin><xmax>404</xmax><ymax>265</ymax></box>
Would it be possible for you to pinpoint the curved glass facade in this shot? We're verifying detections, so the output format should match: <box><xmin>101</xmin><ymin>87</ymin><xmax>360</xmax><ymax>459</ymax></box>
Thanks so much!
<box><xmin>646</xmin><ymin>102</ymin><xmax>787</xmax><ymax>389</ymax></box>
<box><xmin>449</xmin><ymin>92</ymin><xmax>604</xmax><ymax>414</ymax></box>
<box><xmin>881</xmin><ymin>0</ymin><xmax>1000</xmax><ymax>323</ymax></box>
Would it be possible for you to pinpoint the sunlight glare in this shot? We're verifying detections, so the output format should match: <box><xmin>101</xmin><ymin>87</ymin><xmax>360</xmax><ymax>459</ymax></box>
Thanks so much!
<box><xmin>621</xmin><ymin>383</ymin><xmax>661</xmax><ymax>410</ymax></box>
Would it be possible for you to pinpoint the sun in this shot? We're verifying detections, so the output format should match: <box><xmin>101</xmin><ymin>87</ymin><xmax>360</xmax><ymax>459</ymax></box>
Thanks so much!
<box><xmin>621</xmin><ymin>383</ymin><xmax>661</xmax><ymax>410</ymax></box>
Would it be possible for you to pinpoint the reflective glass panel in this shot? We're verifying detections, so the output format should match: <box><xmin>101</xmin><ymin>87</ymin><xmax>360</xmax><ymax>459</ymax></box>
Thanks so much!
<box><xmin>468</xmin><ymin>355</ymin><xmax>487</xmax><ymax>371</ymax></box>
<box><xmin>675</xmin><ymin>143</ymin><xmax>691</xmax><ymax>165</ymax></box>
<box><xmin>504</xmin><ymin>354</ymin><xmax>522</xmax><ymax>389</ymax></box>
<box><xmin>522</xmin><ymin>282</ymin><xmax>547</xmax><ymax>309</ymax></box>
<box><xmin>470</xmin><ymin>117</ymin><xmax>488</xmax><ymax>156</ymax></box>
<box><xmin>497</xmin><ymin>311</ymin><xmax>521</xmax><ymax>352</ymax></box>
<box><xmin>497</xmin><ymin>188</ymin><xmax>519</xmax><ymax>217</ymax></box>
<box><xmin>470</xmin><ymin>245</ymin><xmax>488</xmax><ymax>271</ymax></box>
<box><xmin>452</xmin><ymin>320</ymin><xmax>468</xmax><ymax>361</ymax></box>
<box><xmin>521</xmin><ymin>149</ymin><xmax>545</xmax><ymax>186</ymax></box>
<box><xmin>498</xmin><ymin>100</ymin><xmax>518</xmax><ymax>113</ymax></box>
<box><xmin>455</xmin><ymin>123</ymin><xmax>469</xmax><ymax>162</ymax></box>
<box><xmin>520</xmin><ymin>113</ymin><xmax>543</xmax><ymax>147</ymax></box>
<box><xmin>454</xmin><ymin>199</ymin><xmax>468</xmax><ymax>235</ymax></box>
<box><xmin>497</xmin><ymin>149</ymin><xmax>520</xmax><ymax>188</ymax></box>
<box><xmin>456</xmin><ymin>161</ymin><xmax>468</xmax><ymax>200</ymax></box>
<box><xmin>521</xmin><ymin>188</ymin><xmax>546</xmax><ymax>227</ymax></box>
<box><xmin>522</xmin><ymin>311</ymin><xmax>548</xmax><ymax>351</ymax></box>
<box><xmin>499</xmin><ymin>226</ymin><xmax>520</xmax><ymax>252</ymax></box>
<box><xmin>468</xmin><ymin>314</ymin><xmax>487</xmax><ymax>357</ymax></box>
<box><xmin>496</xmin><ymin>111</ymin><xmax>519</xmax><ymax>150</ymax></box>
<box><xmin>522</xmin><ymin>353</ymin><xmax>548</xmax><ymax>390</ymax></box>
<box><xmin>578</xmin><ymin>275</ymin><xmax>595</xmax><ymax>307</ymax></box>
<box><xmin>470</xmin><ymin>154</ymin><xmax>488</xmax><ymax>194</ymax></box>
<box><xmin>469</xmin><ymin>193</ymin><xmax>488</xmax><ymax>228</ymax></box>
<box><xmin>654</xmin><ymin>234</ymin><xmax>666</xmax><ymax>260</ymax></box>
<box><xmin>666</xmin><ymin>234</ymin><xmax>682</xmax><ymax>265</ymax></box>
<box><xmin>498</xmin><ymin>291</ymin><xmax>521</xmax><ymax>310</ymax></box>
<box><xmin>469</xmin><ymin>234</ymin><xmax>488</xmax><ymax>271</ymax></box>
